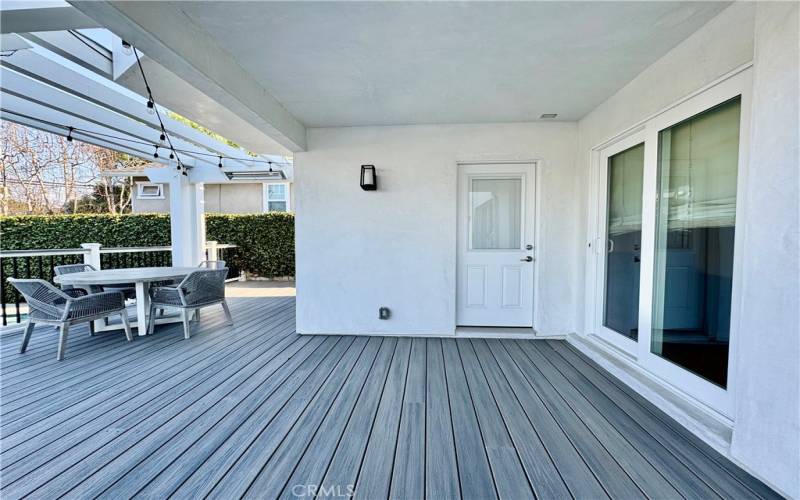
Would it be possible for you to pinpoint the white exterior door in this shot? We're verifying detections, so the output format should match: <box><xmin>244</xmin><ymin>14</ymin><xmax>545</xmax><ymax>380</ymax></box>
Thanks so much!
<box><xmin>457</xmin><ymin>163</ymin><xmax>536</xmax><ymax>327</ymax></box>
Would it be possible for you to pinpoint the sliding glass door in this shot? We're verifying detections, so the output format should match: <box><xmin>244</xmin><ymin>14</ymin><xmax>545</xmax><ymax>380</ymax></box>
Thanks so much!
<box><xmin>591</xmin><ymin>70</ymin><xmax>750</xmax><ymax>416</ymax></box>
<box><xmin>652</xmin><ymin>97</ymin><xmax>741</xmax><ymax>388</ymax></box>
<box><xmin>595</xmin><ymin>134</ymin><xmax>645</xmax><ymax>353</ymax></box>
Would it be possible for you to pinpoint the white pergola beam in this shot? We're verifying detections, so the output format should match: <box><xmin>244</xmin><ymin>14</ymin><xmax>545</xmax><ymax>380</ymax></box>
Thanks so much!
<box><xmin>0</xmin><ymin>4</ymin><xmax>100</xmax><ymax>34</ymax></box>
<box><xmin>0</xmin><ymin>69</ymin><xmax>221</xmax><ymax>169</ymax></box>
<box><xmin>69</xmin><ymin>1</ymin><xmax>307</xmax><ymax>153</ymax></box>
<box><xmin>1</xmin><ymin>110</ymin><xmax>156</xmax><ymax>160</ymax></box>
<box><xmin>2</xmin><ymin>45</ymin><xmax>267</xmax><ymax>167</ymax></box>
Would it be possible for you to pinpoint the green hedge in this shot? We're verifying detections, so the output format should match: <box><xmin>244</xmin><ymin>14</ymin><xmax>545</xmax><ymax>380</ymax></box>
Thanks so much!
<box><xmin>0</xmin><ymin>213</ymin><xmax>294</xmax><ymax>278</ymax></box>
<box><xmin>205</xmin><ymin>213</ymin><xmax>295</xmax><ymax>278</ymax></box>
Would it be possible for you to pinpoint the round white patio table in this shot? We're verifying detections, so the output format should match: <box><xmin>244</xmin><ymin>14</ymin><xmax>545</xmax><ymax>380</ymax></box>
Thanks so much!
<box><xmin>54</xmin><ymin>267</ymin><xmax>197</xmax><ymax>336</ymax></box>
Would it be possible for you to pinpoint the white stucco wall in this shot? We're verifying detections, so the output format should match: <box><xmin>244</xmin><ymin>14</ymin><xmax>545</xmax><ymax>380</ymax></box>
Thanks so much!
<box><xmin>574</xmin><ymin>2</ymin><xmax>799</xmax><ymax>495</ymax></box>
<box><xmin>295</xmin><ymin>122</ymin><xmax>578</xmax><ymax>336</ymax></box>
<box><xmin>204</xmin><ymin>183</ymin><xmax>264</xmax><ymax>213</ymax></box>
<box><xmin>131</xmin><ymin>181</ymin><xmax>268</xmax><ymax>214</ymax></box>
<box><xmin>729</xmin><ymin>3</ymin><xmax>799</xmax><ymax>497</ymax></box>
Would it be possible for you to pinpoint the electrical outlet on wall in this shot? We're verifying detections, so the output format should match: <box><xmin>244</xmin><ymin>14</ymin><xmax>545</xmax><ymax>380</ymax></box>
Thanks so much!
<box><xmin>379</xmin><ymin>307</ymin><xmax>391</xmax><ymax>320</ymax></box>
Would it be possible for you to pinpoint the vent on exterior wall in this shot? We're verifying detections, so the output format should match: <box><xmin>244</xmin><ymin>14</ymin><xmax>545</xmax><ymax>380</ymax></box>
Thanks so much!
<box><xmin>540</xmin><ymin>113</ymin><xmax>558</xmax><ymax>119</ymax></box>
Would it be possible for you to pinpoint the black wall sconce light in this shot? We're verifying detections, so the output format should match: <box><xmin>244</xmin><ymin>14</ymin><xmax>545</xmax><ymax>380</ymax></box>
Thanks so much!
<box><xmin>360</xmin><ymin>165</ymin><xmax>377</xmax><ymax>191</ymax></box>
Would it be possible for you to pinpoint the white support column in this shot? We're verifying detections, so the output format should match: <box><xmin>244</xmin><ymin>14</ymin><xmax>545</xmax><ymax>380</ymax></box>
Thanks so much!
<box><xmin>80</xmin><ymin>243</ymin><xmax>102</xmax><ymax>270</ymax></box>
<box><xmin>147</xmin><ymin>167</ymin><xmax>205</xmax><ymax>267</ymax></box>
<box><xmin>206</xmin><ymin>240</ymin><xmax>218</xmax><ymax>262</ymax></box>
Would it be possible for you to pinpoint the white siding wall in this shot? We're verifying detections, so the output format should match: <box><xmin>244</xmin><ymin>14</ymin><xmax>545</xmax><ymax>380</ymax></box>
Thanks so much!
<box><xmin>295</xmin><ymin>122</ymin><xmax>578</xmax><ymax>336</ymax></box>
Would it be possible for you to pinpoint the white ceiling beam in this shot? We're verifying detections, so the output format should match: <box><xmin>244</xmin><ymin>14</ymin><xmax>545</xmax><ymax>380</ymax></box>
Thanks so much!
<box><xmin>20</xmin><ymin>31</ymin><xmax>112</xmax><ymax>78</ymax></box>
<box><xmin>69</xmin><ymin>1</ymin><xmax>307</xmax><ymax>153</ymax></box>
<box><xmin>0</xmin><ymin>4</ymin><xmax>100</xmax><ymax>34</ymax></box>
<box><xmin>1</xmin><ymin>45</ymin><xmax>267</xmax><ymax>167</ymax></box>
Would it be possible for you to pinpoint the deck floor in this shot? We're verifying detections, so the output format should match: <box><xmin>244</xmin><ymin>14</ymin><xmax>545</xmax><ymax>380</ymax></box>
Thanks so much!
<box><xmin>0</xmin><ymin>297</ymin><xmax>778</xmax><ymax>499</ymax></box>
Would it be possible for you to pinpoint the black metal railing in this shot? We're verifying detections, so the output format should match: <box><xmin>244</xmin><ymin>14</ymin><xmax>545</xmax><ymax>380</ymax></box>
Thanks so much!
<box><xmin>0</xmin><ymin>249</ymin><xmax>88</xmax><ymax>326</ymax></box>
<box><xmin>215</xmin><ymin>245</ymin><xmax>242</xmax><ymax>281</ymax></box>
<box><xmin>100</xmin><ymin>248</ymin><xmax>172</xmax><ymax>270</ymax></box>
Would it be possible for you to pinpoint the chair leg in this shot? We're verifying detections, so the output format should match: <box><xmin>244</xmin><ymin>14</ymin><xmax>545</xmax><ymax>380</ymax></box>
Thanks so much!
<box><xmin>181</xmin><ymin>309</ymin><xmax>192</xmax><ymax>340</ymax></box>
<box><xmin>121</xmin><ymin>313</ymin><xmax>133</xmax><ymax>342</ymax></box>
<box><xmin>20</xmin><ymin>321</ymin><xmax>35</xmax><ymax>353</ymax></box>
<box><xmin>57</xmin><ymin>323</ymin><xmax>70</xmax><ymax>361</ymax></box>
<box><xmin>193</xmin><ymin>309</ymin><xmax>201</xmax><ymax>323</ymax></box>
<box><xmin>89</xmin><ymin>320</ymin><xmax>96</xmax><ymax>336</ymax></box>
<box><xmin>148</xmin><ymin>303</ymin><xmax>157</xmax><ymax>336</ymax></box>
<box><xmin>221</xmin><ymin>300</ymin><xmax>233</xmax><ymax>326</ymax></box>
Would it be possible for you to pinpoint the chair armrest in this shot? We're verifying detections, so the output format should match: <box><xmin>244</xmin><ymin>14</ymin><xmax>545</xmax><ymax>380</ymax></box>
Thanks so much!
<box><xmin>63</xmin><ymin>288</ymin><xmax>89</xmax><ymax>298</ymax></box>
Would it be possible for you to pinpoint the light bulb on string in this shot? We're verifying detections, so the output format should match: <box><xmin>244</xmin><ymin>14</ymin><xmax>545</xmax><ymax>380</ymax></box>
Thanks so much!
<box><xmin>169</xmin><ymin>151</ymin><xmax>175</xmax><ymax>160</ymax></box>
<box><xmin>153</xmin><ymin>146</ymin><xmax>159</xmax><ymax>159</ymax></box>
<box><xmin>268</xmin><ymin>161</ymin><xmax>273</xmax><ymax>172</ymax></box>
<box><xmin>218</xmin><ymin>156</ymin><xmax>223</xmax><ymax>168</ymax></box>
<box><xmin>66</xmin><ymin>127</ymin><xmax>73</xmax><ymax>142</ymax></box>
<box><xmin>146</xmin><ymin>99</ymin><xmax>155</xmax><ymax>115</ymax></box>
<box><xmin>121</xmin><ymin>40</ymin><xmax>133</xmax><ymax>56</ymax></box>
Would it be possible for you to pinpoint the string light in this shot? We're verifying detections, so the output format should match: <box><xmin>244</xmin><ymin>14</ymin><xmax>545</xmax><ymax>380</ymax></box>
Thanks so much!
<box><xmin>218</xmin><ymin>156</ymin><xmax>223</xmax><ymax>168</ymax></box>
<box><xmin>2</xmin><ymin>110</ymin><xmax>291</xmax><ymax>169</ymax></box>
<box><xmin>153</xmin><ymin>146</ymin><xmax>159</xmax><ymax>159</ymax></box>
<box><xmin>146</xmin><ymin>99</ymin><xmax>155</xmax><ymax>115</ymax></box>
<box><xmin>268</xmin><ymin>161</ymin><xmax>273</xmax><ymax>172</ymax></box>
<box><xmin>135</xmin><ymin>44</ymin><xmax>186</xmax><ymax>175</ymax></box>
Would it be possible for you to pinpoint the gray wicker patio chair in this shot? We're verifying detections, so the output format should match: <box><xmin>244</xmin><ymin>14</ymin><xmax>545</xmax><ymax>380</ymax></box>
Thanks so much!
<box><xmin>54</xmin><ymin>264</ymin><xmax>136</xmax><ymax>299</ymax></box>
<box><xmin>156</xmin><ymin>260</ymin><xmax>228</xmax><ymax>315</ymax></box>
<box><xmin>147</xmin><ymin>268</ymin><xmax>232</xmax><ymax>339</ymax></box>
<box><xmin>7</xmin><ymin>278</ymin><xmax>132</xmax><ymax>361</ymax></box>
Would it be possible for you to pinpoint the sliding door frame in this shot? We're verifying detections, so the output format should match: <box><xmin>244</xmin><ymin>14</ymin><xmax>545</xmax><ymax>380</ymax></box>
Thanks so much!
<box><xmin>587</xmin><ymin>67</ymin><xmax>752</xmax><ymax>418</ymax></box>
<box><xmin>592</xmin><ymin>131</ymin><xmax>646</xmax><ymax>355</ymax></box>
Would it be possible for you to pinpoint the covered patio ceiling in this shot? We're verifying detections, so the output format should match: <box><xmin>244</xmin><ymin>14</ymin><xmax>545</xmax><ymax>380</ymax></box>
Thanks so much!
<box><xmin>70</xmin><ymin>1</ymin><xmax>730</xmax><ymax>152</ymax></box>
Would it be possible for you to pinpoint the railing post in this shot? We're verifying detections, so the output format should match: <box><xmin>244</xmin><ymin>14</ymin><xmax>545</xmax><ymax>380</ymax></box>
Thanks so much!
<box><xmin>206</xmin><ymin>240</ymin><xmax>218</xmax><ymax>262</ymax></box>
<box><xmin>81</xmin><ymin>243</ymin><xmax>102</xmax><ymax>270</ymax></box>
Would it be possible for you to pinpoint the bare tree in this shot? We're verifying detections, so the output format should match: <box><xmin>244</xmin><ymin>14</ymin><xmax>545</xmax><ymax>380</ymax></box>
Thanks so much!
<box><xmin>90</xmin><ymin>148</ymin><xmax>146</xmax><ymax>214</ymax></box>
<box><xmin>1</xmin><ymin>120</ymin><xmax>148</xmax><ymax>215</ymax></box>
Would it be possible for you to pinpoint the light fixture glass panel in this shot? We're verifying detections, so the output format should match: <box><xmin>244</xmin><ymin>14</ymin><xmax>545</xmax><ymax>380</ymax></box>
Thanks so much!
<box><xmin>652</xmin><ymin>97</ymin><xmax>741</xmax><ymax>388</ymax></box>
<box><xmin>603</xmin><ymin>143</ymin><xmax>644</xmax><ymax>340</ymax></box>
<box><xmin>470</xmin><ymin>178</ymin><xmax>522</xmax><ymax>250</ymax></box>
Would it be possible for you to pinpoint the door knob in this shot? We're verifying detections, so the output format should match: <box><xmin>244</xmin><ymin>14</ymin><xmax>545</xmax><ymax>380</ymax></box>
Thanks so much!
<box><xmin>520</xmin><ymin>256</ymin><xmax>533</xmax><ymax>262</ymax></box>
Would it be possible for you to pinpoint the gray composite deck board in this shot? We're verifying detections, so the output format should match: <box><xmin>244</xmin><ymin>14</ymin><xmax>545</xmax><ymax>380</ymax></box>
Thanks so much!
<box><xmin>0</xmin><ymin>297</ymin><xmax>777</xmax><ymax>499</ymax></box>
<box><xmin>390</xmin><ymin>337</ymin><xmax>427</xmax><ymax>500</ymax></box>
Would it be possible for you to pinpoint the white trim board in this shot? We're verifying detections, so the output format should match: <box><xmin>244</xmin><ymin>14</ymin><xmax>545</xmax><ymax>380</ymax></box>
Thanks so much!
<box><xmin>566</xmin><ymin>333</ymin><xmax>733</xmax><ymax>452</ymax></box>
